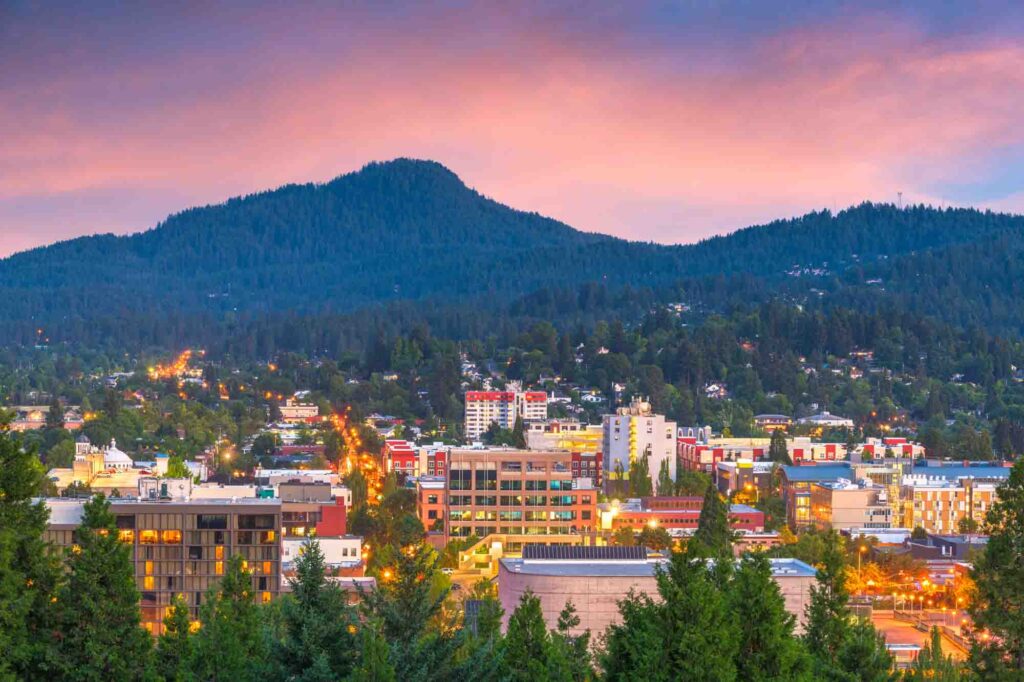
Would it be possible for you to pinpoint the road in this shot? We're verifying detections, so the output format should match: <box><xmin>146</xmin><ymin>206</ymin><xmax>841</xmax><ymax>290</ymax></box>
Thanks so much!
<box><xmin>871</xmin><ymin>613</ymin><xmax>968</xmax><ymax>661</ymax></box>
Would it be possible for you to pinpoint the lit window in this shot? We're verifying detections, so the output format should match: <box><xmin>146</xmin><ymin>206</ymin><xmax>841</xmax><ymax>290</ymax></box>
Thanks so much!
<box><xmin>262</xmin><ymin>561</ymin><xmax>272</xmax><ymax>575</ymax></box>
<box><xmin>139</xmin><ymin>530</ymin><xmax>159</xmax><ymax>544</ymax></box>
<box><xmin>214</xmin><ymin>546</ymin><xmax>224</xmax><ymax>560</ymax></box>
<box><xmin>143</xmin><ymin>576</ymin><xmax>155</xmax><ymax>590</ymax></box>
<box><xmin>161</xmin><ymin>530</ymin><xmax>182</xmax><ymax>544</ymax></box>
<box><xmin>118</xmin><ymin>530</ymin><xmax>134</xmax><ymax>543</ymax></box>
<box><xmin>145</xmin><ymin>560</ymin><xmax>154</xmax><ymax>575</ymax></box>
<box><xmin>261</xmin><ymin>591</ymin><xmax>272</xmax><ymax>603</ymax></box>
<box><xmin>215</xmin><ymin>561</ymin><xmax>224</xmax><ymax>576</ymax></box>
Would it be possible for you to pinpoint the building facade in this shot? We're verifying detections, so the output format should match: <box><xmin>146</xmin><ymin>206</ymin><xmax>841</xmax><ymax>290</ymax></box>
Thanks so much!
<box><xmin>424</xmin><ymin>448</ymin><xmax>597</xmax><ymax>541</ymax></box>
<box><xmin>809</xmin><ymin>480</ymin><xmax>893</xmax><ymax>531</ymax></box>
<box><xmin>464</xmin><ymin>390</ymin><xmax>548</xmax><ymax>440</ymax></box>
<box><xmin>602</xmin><ymin>398</ymin><xmax>676</xmax><ymax>493</ymax></box>
<box><xmin>46</xmin><ymin>498</ymin><xmax>283</xmax><ymax>636</ymax></box>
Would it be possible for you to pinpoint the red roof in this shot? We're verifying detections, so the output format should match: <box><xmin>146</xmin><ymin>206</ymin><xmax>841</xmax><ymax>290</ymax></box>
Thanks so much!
<box><xmin>524</xmin><ymin>392</ymin><xmax>547</xmax><ymax>402</ymax></box>
<box><xmin>466</xmin><ymin>391</ymin><xmax>515</xmax><ymax>402</ymax></box>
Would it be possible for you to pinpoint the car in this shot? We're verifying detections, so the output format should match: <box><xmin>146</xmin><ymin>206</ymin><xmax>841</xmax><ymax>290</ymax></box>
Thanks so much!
<box><xmin>441</xmin><ymin>567</ymin><xmax>455</xmax><ymax>576</ymax></box>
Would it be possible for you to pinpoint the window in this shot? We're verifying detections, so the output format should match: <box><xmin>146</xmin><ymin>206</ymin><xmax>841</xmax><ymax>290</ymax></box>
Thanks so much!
<box><xmin>144</xmin><ymin>560</ymin><xmax>154</xmax><ymax>575</ymax></box>
<box><xmin>215</xmin><ymin>561</ymin><xmax>224</xmax><ymax>576</ymax></box>
<box><xmin>161</xmin><ymin>530</ymin><xmax>182</xmax><ymax>544</ymax></box>
<box><xmin>475</xmin><ymin>469</ymin><xmax>497</xmax><ymax>491</ymax></box>
<box><xmin>143</xmin><ymin>576</ymin><xmax>155</xmax><ymax>590</ymax></box>
<box><xmin>197</xmin><ymin>514</ymin><xmax>228</xmax><ymax>530</ymax></box>
<box><xmin>215</xmin><ymin>545</ymin><xmax>224</xmax><ymax>560</ymax></box>
<box><xmin>501</xmin><ymin>461</ymin><xmax>522</xmax><ymax>473</ymax></box>
<box><xmin>428</xmin><ymin>510</ymin><xmax>437</xmax><ymax>519</ymax></box>
<box><xmin>258</xmin><ymin>576</ymin><xmax>268</xmax><ymax>590</ymax></box>
<box><xmin>188</xmin><ymin>546</ymin><xmax>203</xmax><ymax>560</ymax></box>
<box><xmin>139</xmin><ymin>530</ymin><xmax>159</xmax><ymax>544</ymax></box>
<box><xmin>526</xmin><ymin>480</ymin><xmax>547</xmax><ymax>491</ymax></box>
<box><xmin>262</xmin><ymin>561</ymin><xmax>272</xmax><ymax>575</ymax></box>
<box><xmin>427</xmin><ymin>495</ymin><xmax>438</xmax><ymax>504</ymax></box>
<box><xmin>500</xmin><ymin>480</ymin><xmax>522</xmax><ymax>491</ymax></box>
<box><xmin>260</xmin><ymin>530</ymin><xmax>276</xmax><ymax>545</ymax></box>
<box><xmin>475</xmin><ymin>495</ymin><xmax>497</xmax><ymax>506</ymax></box>
<box><xmin>449</xmin><ymin>469</ymin><xmax>472</xmax><ymax>491</ymax></box>
<box><xmin>239</xmin><ymin>515</ymin><xmax>275</xmax><ymax>530</ymax></box>
<box><xmin>118</xmin><ymin>529</ymin><xmax>134</xmax><ymax>543</ymax></box>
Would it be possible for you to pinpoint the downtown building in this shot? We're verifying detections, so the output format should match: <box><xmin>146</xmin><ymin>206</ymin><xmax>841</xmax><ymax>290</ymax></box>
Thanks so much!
<box><xmin>417</xmin><ymin>447</ymin><xmax>598</xmax><ymax>546</ymax></box>
<box><xmin>46</xmin><ymin>497</ymin><xmax>283</xmax><ymax>636</ymax></box>
<box><xmin>463</xmin><ymin>389</ymin><xmax>547</xmax><ymax>440</ymax></box>
<box><xmin>602</xmin><ymin>398</ymin><xmax>676</xmax><ymax>494</ymax></box>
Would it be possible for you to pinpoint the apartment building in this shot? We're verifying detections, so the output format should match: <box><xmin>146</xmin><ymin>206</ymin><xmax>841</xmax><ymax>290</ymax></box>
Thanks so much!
<box><xmin>900</xmin><ymin>476</ymin><xmax>999</xmax><ymax>534</ymax></box>
<box><xmin>599</xmin><ymin>497</ymin><xmax>765</xmax><ymax>535</ymax></box>
<box><xmin>809</xmin><ymin>479</ymin><xmax>893</xmax><ymax>531</ymax></box>
<box><xmin>602</xmin><ymin>398</ymin><xmax>676</xmax><ymax>493</ymax></box>
<box><xmin>382</xmin><ymin>439</ymin><xmax>418</xmax><ymax>476</ymax></box>
<box><xmin>464</xmin><ymin>389</ymin><xmax>547</xmax><ymax>440</ymax></box>
<box><xmin>430</xmin><ymin>448</ymin><xmax>597</xmax><ymax>541</ymax></box>
<box><xmin>46</xmin><ymin>497</ymin><xmax>282</xmax><ymax>636</ymax></box>
<box><xmin>679</xmin><ymin>436</ymin><xmax>849</xmax><ymax>474</ymax></box>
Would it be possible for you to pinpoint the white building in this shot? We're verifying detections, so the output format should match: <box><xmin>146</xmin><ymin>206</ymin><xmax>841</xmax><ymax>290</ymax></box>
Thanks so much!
<box><xmin>282</xmin><ymin>536</ymin><xmax>363</xmax><ymax>568</ymax></box>
<box><xmin>464</xmin><ymin>389</ymin><xmax>547</xmax><ymax>440</ymax></box>
<box><xmin>279</xmin><ymin>398</ymin><xmax>320</xmax><ymax>422</ymax></box>
<box><xmin>602</xmin><ymin>398</ymin><xmax>677</xmax><ymax>491</ymax></box>
<box><xmin>796</xmin><ymin>411</ymin><xmax>855</xmax><ymax>429</ymax></box>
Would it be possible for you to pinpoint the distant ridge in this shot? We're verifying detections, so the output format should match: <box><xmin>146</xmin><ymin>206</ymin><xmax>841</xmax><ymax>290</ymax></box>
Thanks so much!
<box><xmin>2</xmin><ymin>158</ymin><xmax>1024</xmax><ymax>350</ymax></box>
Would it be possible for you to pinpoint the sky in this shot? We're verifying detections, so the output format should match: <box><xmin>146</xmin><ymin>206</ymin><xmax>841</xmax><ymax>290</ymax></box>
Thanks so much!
<box><xmin>3</xmin><ymin>1</ymin><xmax>1024</xmax><ymax>256</ymax></box>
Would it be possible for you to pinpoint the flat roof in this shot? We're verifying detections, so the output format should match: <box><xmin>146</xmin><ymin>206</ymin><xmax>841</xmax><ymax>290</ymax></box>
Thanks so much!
<box><xmin>500</xmin><ymin>556</ymin><xmax>817</xmax><ymax>578</ymax></box>
<box><xmin>780</xmin><ymin>464</ymin><xmax>853</xmax><ymax>482</ymax></box>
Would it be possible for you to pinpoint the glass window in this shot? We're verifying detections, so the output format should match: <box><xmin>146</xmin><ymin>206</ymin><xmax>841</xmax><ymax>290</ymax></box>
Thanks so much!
<box><xmin>197</xmin><ymin>514</ymin><xmax>228</xmax><ymax>530</ymax></box>
<box><xmin>239</xmin><ymin>515</ymin><xmax>274</xmax><ymax>530</ymax></box>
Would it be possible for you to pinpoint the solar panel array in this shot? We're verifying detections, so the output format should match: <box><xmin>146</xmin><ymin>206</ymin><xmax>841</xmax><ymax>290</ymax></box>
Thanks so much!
<box><xmin>522</xmin><ymin>544</ymin><xmax>647</xmax><ymax>561</ymax></box>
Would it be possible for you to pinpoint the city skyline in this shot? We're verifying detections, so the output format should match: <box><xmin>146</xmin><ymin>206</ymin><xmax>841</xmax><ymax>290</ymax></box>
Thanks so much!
<box><xmin>4</xmin><ymin>1</ymin><xmax>1024</xmax><ymax>256</ymax></box>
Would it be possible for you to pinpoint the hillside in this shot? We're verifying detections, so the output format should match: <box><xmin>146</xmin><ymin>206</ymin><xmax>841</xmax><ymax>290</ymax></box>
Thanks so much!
<box><xmin>3</xmin><ymin>158</ymin><xmax>1024</xmax><ymax>352</ymax></box>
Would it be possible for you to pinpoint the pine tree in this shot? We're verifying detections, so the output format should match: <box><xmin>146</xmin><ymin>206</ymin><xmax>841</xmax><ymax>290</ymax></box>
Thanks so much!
<box><xmin>553</xmin><ymin>600</ymin><xmax>593</xmax><ymax>682</ymax></box>
<box><xmin>0</xmin><ymin>424</ymin><xmax>62</xmax><ymax>680</ymax></box>
<box><xmin>656</xmin><ymin>459</ymin><xmax>674</xmax><ymax>496</ymax></box>
<box><xmin>45</xmin><ymin>396</ymin><xmax>64</xmax><ymax>430</ymax></box>
<box><xmin>360</xmin><ymin>544</ymin><xmax>460</xmax><ymax>680</ymax></box>
<box><xmin>504</xmin><ymin>591</ymin><xmax>560</xmax><ymax>681</ymax></box>
<box><xmin>629</xmin><ymin>452</ymin><xmax>653</xmax><ymax>498</ymax></box>
<box><xmin>601</xmin><ymin>592</ymin><xmax>667</xmax><ymax>681</ymax></box>
<box><xmin>511</xmin><ymin>416</ymin><xmax>527</xmax><ymax>449</ymax></box>
<box><xmin>803</xmin><ymin>531</ymin><xmax>850</xmax><ymax>666</ymax></box>
<box><xmin>692</xmin><ymin>484</ymin><xmax>733</xmax><ymax>558</ymax></box>
<box><xmin>768</xmin><ymin>429</ymin><xmax>792</xmax><ymax>464</ymax></box>
<box><xmin>729</xmin><ymin>553</ymin><xmax>810</xmax><ymax>681</ymax></box>
<box><xmin>155</xmin><ymin>593</ymin><xmax>194</xmax><ymax>681</ymax></box>
<box><xmin>969</xmin><ymin>458</ymin><xmax>1024</xmax><ymax>674</ymax></box>
<box><xmin>905</xmin><ymin>626</ymin><xmax>961</xmax><ymax>681</ymax></box>
<box><xmin>189</xmin><ymin>554</ymin><xmax>268</xmax><ymax>680</ymax></box>
<box><xmin>273</xmin><ymin>537</ymin><xmax>359</xmax><ymax>680</ymax></box>
<box><xmin>55</xmin><ymin>493</ymin><xmax>152</xmax><ymax>681</ymax></box>
<box><xmin>349</xmin><ymin>624</ymin><xmax>397</xmax><ymax>682</ymax></box>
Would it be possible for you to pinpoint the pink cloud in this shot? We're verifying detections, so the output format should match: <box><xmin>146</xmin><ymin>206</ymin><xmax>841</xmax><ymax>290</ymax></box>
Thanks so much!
<box><xmin>2</xmin><ymin>9</ymin><xmax>1024</xmax><ymax>255</ymax></box>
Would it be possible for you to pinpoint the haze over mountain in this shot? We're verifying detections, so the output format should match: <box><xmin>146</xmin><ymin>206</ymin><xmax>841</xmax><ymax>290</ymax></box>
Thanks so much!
<box><xmin>3</xmin><ymin>158</ymin><xmax>1024</xmax><ymax>353</ymax></box>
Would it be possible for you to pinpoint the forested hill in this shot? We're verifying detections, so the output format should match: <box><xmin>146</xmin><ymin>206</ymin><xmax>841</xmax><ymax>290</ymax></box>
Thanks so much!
<box><xmin>3</xmin><ymin>158</ymin><xmax>1024</xmax><ymax>351</ymax></box>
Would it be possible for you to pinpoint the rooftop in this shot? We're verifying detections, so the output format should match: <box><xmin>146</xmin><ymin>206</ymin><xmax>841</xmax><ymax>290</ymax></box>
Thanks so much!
<box><xmin>780</xmin><ymin>463</ymin><xmax>854</xmax><ymax>482</ymax></box>
<box><xmin>500</xmin><ymin>553</ymin><xmax>817</xmax><ymax>578</ymax></box>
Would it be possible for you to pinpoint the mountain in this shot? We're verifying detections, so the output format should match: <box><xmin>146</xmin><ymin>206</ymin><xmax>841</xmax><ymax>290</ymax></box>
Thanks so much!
<box><xmin>3</xmin><ymin>158</ymin><xmax>1024</xmax><ymax>353</ymax></box>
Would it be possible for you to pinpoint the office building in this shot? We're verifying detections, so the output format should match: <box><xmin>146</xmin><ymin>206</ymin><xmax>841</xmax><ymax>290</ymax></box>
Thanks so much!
<box><xmin>809</xmin><ymin>479</ymin><xmax>893</xmax><ymax>531</ymax></box>
<box><xmin>46</xmin><ymin>497</ymin><xmax>282</xmax><ymax>636</ymax></box>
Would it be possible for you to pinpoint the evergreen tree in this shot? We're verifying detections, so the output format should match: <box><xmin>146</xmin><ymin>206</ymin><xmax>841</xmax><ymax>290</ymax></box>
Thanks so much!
<box><xmin>504</xmin><ymin>591</ymin><xmax>572</xmax><ymax>681</ymax></box>
<box><xmin>349</xmin><ymin>624</ymin><xmax>397</xmax><ymax>682</ymax></box>
<box><xmin>905</xmin><ymin>626</ymin><xmax>961</xmax><ymax>681</ymax></box>
<box><xmin>511</xmin><ymin>416</ymin><xmax>527</xmax><ymax>449</ymax></box>
<box><xmin>190</xmin><ymin>554</ymin><xmax>268</xmax><ymax>680</ymax></box>
<box><xmin>629</xmin><ymin>452</ymin><xmax>653</xmax><ymax>498</ymax></box>
<box><xmin>55</xmin><ymin>493</ymin><xmax>152</xmax><ymax>681</ymax></box>
<box><xmin>692</xmin><ymin>484</ymin><xmax>733</xmax><ymax>558</ymax></box>
<box><xmin>729</xmin><ymin>553</ymin><xmax>810</xmax><ymax>681</ymax></box>
<box><xmin>273</xmin><ymin>537</ymin><xmax>359</xmax><ymax>680</ymax></box>
<box><xmin>803</xmin><ymin>531</ymin><xmax>850</xmax><ymax>667</ymax></box>
<box><xmin>360</xmin><ymin>544</ymin><xmax>460</xmax><ymax>680</ymax></box>
<box><xmin>656</xmin><ymin>459</ymin><xmax>674</xmax><ymax>496</ymax></box>
<box><xmin>969</xmin><ymin>458</ymin><xmax>1024</xmax><ymax>674</ymax></box>
<box><xmin>45</xmin><ymin>396</ymin><xmax>64</xmax><ymax>430</ymax></box>
<box><xmin>601</xmin><ymin>592</ymin><xmax>666</xmax><ymax>681</ymax></box>
<box><xmin>155</xmin><ymin>594</ymin><xmax>194</xmax><ymax>681</ymax></box>
<box><xmin>768</xmin><ymin>429</ymin><xmax>792</xmax><ymax>464</ymax></box>
<box><xmin>0</xmin><ymin>424</ymin><xmax>61</xmax><ymax>680</ymax></box>
<box><xmin>553</xmin><ymin>600</ymin><xmax>593</xmax><ymax>682</ymax></box>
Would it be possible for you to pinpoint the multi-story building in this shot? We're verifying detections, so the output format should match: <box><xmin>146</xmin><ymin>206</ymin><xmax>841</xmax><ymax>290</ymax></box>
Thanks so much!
<box><xmin>716</xmin><ymin>460</ymin><xmax>776</xmax><ymax>498</ymax></box>
<box><xmin>598</xmin><ymin>497</ymin><xmax>765</xmax><ymax>535</ymax></box>
<box><xmin>46</xmin><ymin>497</ymin><xmax>282</xmax><ymax>636</ymax></box>
<box><xmin>900</xmin><ymin>476</ymin><xmax>999</xmax><ymax>534</ymax></box>
<box><xmin>498</xmin><ymin>545</ymin><xmax>817</xmax><ymax>636</ymax></box>
<box><xmin>779</xmin><ymin>463</ymin><xmax>856</xmax><ymax>529</ymax></box>
<box><xmin>382</xmin><ymin>440</ymin><xmax>418</xmax><ymax>477</ymax></box>
<box><xmin>279</xmin><ymin>397</ymin><xmax>320</xmax><ymax>423</ymax></box>
<box><xmin>602</xmin><ymin>398</ymin><xmax>676</xmax><ymax>494</ymax></box>
<box><xmin>525</xmin><ymin>419</ymin><xmax>603</xmax><ymax>454</ymax></box>
<box><xmin>809</xmin><ymin>479</ymin><xmax>892</xmax><ymax>531</ymax></box>
<box><xmin>426</xmin><ymin>448</ymin><xmax>597</xmax><ymax>542</ymax></box>
<box><xmin>464</xmin><ymin>389</ymin><xmax>547</xmax><ymax>440</ymax></box>
<box><xmin>753</xmin><ymin>414</ymin><xmax>793</xmax><ymax>431</ymax></box>
<box><xmin>416</xmin><ymin>476</ymin><xmax>446</xmax><ymax>534</ymax></box>
<box><xmin>679</xmin><ymin>436</ymin><xmax>849</xmax><ymax>474</ymax></box>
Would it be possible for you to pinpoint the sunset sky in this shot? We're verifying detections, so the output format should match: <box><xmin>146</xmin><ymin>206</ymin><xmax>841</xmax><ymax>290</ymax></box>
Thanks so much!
<box><xmin>3</xmin><ymin>1</ymin><xmax>1024</xmax><ymax>256</ymax></box>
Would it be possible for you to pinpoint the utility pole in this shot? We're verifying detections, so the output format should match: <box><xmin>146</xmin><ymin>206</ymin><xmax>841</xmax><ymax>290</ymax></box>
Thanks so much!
<box><xmin>898</xmin><ymin>191</ymin><xmax>903</xmax><ymax>210</ymax></box>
